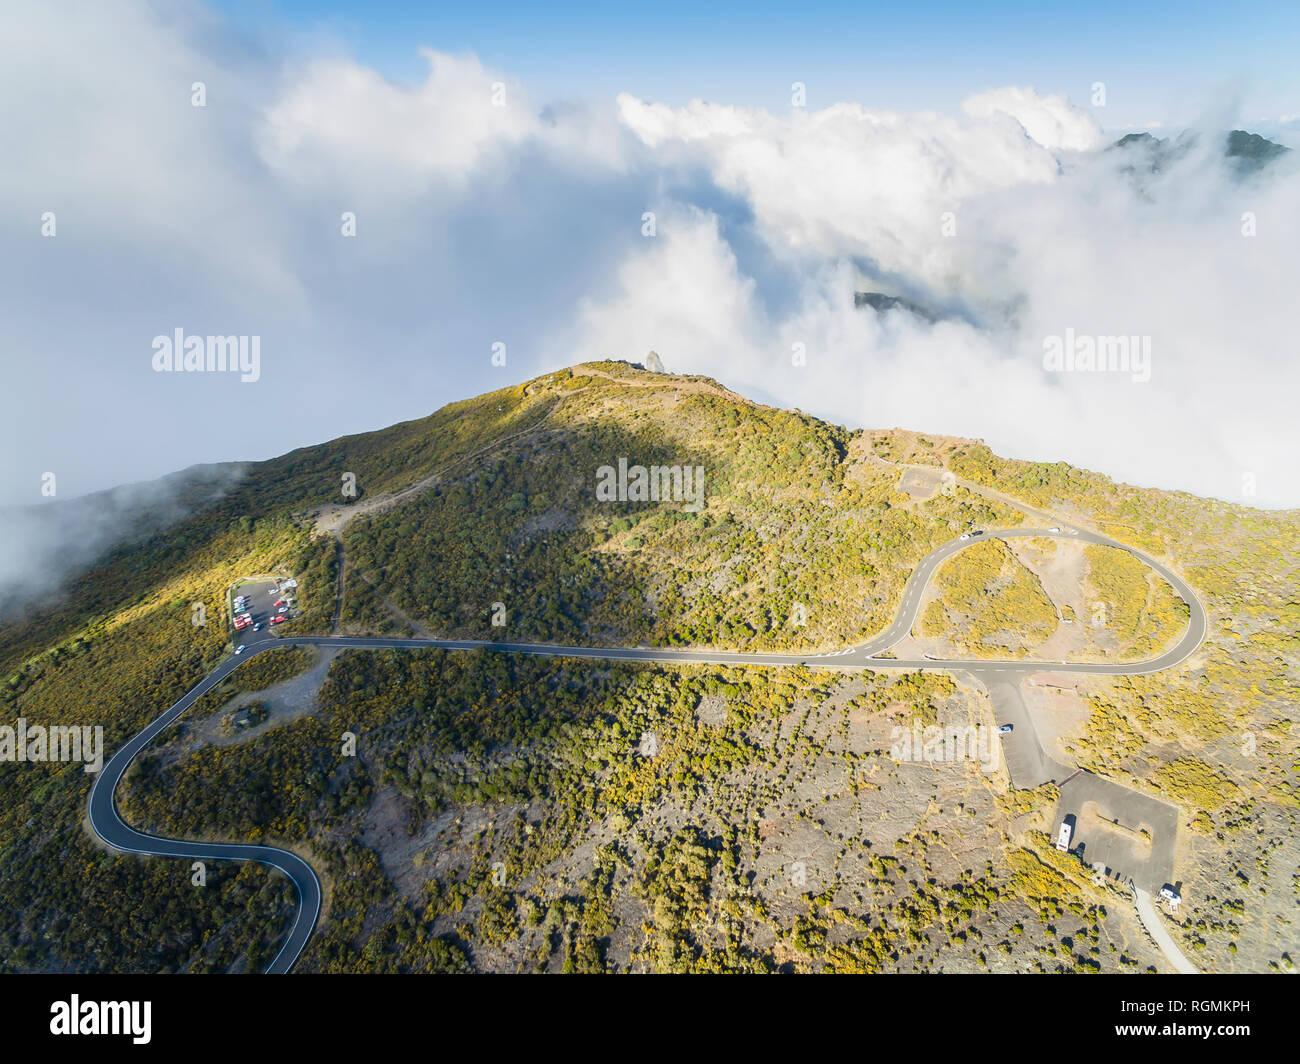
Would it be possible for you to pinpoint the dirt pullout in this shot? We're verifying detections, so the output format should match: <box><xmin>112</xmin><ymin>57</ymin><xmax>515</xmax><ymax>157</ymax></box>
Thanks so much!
<box><xmin>188</xmin><ymin>646</ymin><xmax>340</xmax><ymax>750</ymax></box>
<box><xmin>1021</xmin><ymin>677</ymin><xmax>1091</xmax><ymax>767</ymax></box>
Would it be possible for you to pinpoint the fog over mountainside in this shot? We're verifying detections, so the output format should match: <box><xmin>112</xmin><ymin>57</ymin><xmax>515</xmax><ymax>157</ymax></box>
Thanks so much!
<box><xmin>0</xmin><ymin>464</ymin><xmax>244</xmax><ymax>618</ymax></box>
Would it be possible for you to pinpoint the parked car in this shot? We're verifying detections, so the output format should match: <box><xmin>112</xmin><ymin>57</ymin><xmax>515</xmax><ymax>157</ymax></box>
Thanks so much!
<box><xmin>998</xmin><ymin>723</ymin><xmax>1013</xmax><ymax>734</ymax></box>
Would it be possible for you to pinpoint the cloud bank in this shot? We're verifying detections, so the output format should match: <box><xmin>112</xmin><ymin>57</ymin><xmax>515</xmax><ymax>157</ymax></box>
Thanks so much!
<box><xmin>0</xmin><ymin>464</ymin><xmax>243</xmax><ymax>619</ymax></box>
<box><xmin>2</xmin><ymin>0</ymin><xmax>1297</xmax><ymax>617</ymax></box>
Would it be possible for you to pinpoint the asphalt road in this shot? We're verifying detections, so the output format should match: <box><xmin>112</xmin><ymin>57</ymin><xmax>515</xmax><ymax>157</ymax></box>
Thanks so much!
<box><xmin>1134</xmin><ymin>886</ymin><xmax>1198</xmax><ymax>974</ymax></box>
<box><xmin>87</xmin><ymin>650</ymin><xmax>321</xmax><ymax>974</ymax></box>
<box><xmin>87</xmin><ymin>520</ymin><xmax>1206</xmax><ymax>972</ymax></box>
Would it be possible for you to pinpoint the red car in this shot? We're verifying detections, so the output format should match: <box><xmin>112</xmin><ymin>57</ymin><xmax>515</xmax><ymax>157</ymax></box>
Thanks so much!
<box><xmin>269</xmin><ymin>615</ymin><xmax>286</xmax><ymax>625</ymax></box>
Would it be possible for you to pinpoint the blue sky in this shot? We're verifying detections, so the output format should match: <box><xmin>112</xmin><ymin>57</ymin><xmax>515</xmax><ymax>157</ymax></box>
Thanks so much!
<box><xmin>215</xmin><ymin>0</ymin><xmax>1300</xmax><ymax>127</ymax></box>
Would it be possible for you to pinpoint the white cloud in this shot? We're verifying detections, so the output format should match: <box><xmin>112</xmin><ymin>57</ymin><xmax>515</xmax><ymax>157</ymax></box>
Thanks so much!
<box><xmin>260</xmin><ymin>48</ymin><xmax>637</xmax><ymax>202</ymax></box>
<box><xmin>2</xmin><ymin>0</ymin><xmax>1298</xmax><ymax>612</ymax></box>
<box><xmin>563</xmin><ymin>111</ymin><xmax>1300</xmax><ymax>506</ymax></box>
<box><xmin>0</xmin><ymin>0</ymin><xmax>303</xmax><ymax>307</ymax></box>
<box><xmin>961</xmin><ymin>86</ymin><xmax>1105</xmax><ymax>152</ymax></box>
<box><xmin>558</xmin><ymin>207</ymin><xmax>764</xmax><ymax>367</ymax></box>
<box><xmin>260</xmin><ymin>49</ymin><xmax>537</xmax><ymax>191</ymax></box>
<box><xmin>616</xmin><ymin>90</ymin><xmax>1077</xmax><ymax>292</ymax></box>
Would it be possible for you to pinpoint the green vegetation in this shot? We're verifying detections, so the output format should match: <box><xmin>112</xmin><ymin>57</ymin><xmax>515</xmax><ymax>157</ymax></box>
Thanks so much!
<box><xmin>1085</xmin><ymin>546</ymin><xmax>1148</xmax><ymax>641</ymax></box>
<box><xmin>1152</xmin><ymin>757</ymin><xmax>1242</xmax><ymax>811</ymax></box>
<box><xmin>0</xmin><ymin>363</ymin><xmax>1295</xmax><ymax>973</ymax></box>
<box><xmin>920</xmin><ymin>538</ymin><xmax>1057</xmax><ymax>656</ymax></box>
<box><xmin>338</xmin><ymin>572</ymin><xmax>411</xmax><ymax>636</ymax></box>
<box><xmin>1084</xmin><ymin>545</ymin><xmax>1189</xmax><ymax>660</ymax></box>
<box><xmin>118</xmin><ymin>647</ymin><xmax>1128</xmax><ymax>973</ymax></box>
<box><xmin>226</xmin><ymin>647</ymin><xmax>316</xmax><ymax>693</ymax></box>
<box><xmin>340</xmin><ymin>371</ymin><xmax>1022</xmax><ymax>652</ymax></box>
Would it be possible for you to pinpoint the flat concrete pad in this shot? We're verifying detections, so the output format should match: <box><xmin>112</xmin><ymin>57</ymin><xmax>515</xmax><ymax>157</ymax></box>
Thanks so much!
<box><xmin>1055</xmin><ymin>772</ymin><xmax>1178</xmax><ymax>893</ymax></box>
<box><xmin>898</xmin><ymin>468</ymin><xmax>941</xmax><ymax>500</ymax></box>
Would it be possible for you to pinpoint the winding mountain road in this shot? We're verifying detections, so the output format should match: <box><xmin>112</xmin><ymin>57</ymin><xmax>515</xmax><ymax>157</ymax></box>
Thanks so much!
<box><xmin>87</xmin><ymin>649</ymin><xmax>322</xmax><ymax>974</ymax></box>
<box><xmin>87</xmin><ymin>519</ymin><xmax>1205</xmax><ymax>972</ymax></box>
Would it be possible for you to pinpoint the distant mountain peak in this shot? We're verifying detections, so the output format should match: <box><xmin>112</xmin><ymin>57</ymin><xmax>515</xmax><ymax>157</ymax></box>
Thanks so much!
<box><xmin>1108</xmin><ymin>128</ymin><xmax>1290</xmax><ymax>175</ymax></box>
<box><xmin>1224</xmin><ymin>129</ymin><xmax>1290</xmax><ymax>167</ymax></box>
<box><xmin>853</xmin><ymin>291</ymin><xmax>941</xmax><ymax>323</ymax></box>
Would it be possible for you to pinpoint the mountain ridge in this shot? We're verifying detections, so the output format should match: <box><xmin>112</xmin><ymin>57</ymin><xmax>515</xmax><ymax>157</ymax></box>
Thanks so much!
<box><xmin>1</xmin><ymin>360</ymin><xmax>1297</xmax><ymax>975</ymax></box>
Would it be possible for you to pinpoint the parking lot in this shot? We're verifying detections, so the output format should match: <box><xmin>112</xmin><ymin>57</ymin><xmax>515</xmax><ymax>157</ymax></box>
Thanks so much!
<box><xmin>230</xmin><ymin>577</ymin><xmax>297</xmax><ymax>649</ymax></box>
<box><xmin>978</xmin><ymin>675</ymin><xmax>1071</xmax><ymax>787</ymax></box>
<box><xmin>1054</xmin><ymin>771</ymin><xmax>1178</xmax><ymax>893</ymax></box>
